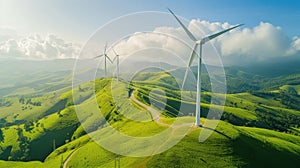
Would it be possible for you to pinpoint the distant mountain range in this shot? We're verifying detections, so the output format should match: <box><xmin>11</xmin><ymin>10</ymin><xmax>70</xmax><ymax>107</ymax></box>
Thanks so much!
<box><xmin>1</xmin><ymin>55</ymin><xmax>300</xmax><ymax>97</ymax></box>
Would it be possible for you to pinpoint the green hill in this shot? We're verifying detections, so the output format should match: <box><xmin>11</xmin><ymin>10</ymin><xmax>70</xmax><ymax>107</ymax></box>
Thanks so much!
<box><xmin>0</xmin><ymin>66</ymin><xmax>300</xmax><ymax>167</ymax></box>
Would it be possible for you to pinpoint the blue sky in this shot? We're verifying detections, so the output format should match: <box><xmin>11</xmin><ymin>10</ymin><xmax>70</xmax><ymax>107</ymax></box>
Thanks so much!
<box><xmin>1</xmin><ymin>0</ymin><xmax>299</xmax><ymax>42</ymax></box>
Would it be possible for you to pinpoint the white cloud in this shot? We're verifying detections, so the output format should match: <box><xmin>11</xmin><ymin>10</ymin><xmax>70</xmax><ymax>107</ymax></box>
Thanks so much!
<box><xmin>110</xmin><ymin>30</ymin><xmax>192</xmax><ymax>67</ymax></box>
<box><xmin>1</xmin><ymin>21</ymin><xmax>299</xmax><ymax>64</ymax></box>
<box><xmin>288</xmin><ymin>36</ymin><xmax>300</xmax><ymax>54</ymax></box>
<box><xmin>0</xmin><ymin>27</ymin><xmax>18</xmax><ymax>43</ymax></box>
<box><xmin>0</xmin><ymin>32</ymin><xmax>81</xmax><ymax>59</ymax></box>
<box><xmin>219</xmin><ymin>22</ymin><xmax>298</xmax><ymax>64</ymax></box>
<box><xmin>109</xmin><ymin>20</ymin><xmax>300</xmax><ymax>66</ymax></box>
<box><xmin>0</xmin><ymin>39</ymin><xmax>24</xmax><ymax>58</ymax></box>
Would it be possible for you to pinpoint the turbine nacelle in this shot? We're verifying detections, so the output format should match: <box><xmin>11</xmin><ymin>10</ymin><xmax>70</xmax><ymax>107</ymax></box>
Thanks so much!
<box><xmin>195</xmin><ymin>40</ymin><xmax>207</xmax><ymax>45</ymax></box>
<box><xmin>196</xmin><ymin>40</ymin><xmax>201</xmax><ymax>45</ymax></box>
<box><xmin>94</xmin><ymin>42</ymin><xmax>113</xmax><ymax>77</ymax></box>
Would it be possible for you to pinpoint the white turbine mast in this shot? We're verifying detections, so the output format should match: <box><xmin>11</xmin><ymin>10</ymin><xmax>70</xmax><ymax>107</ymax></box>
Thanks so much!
<box><xmin>94</xmin><ymin>42</ymin><xmax>113</xmax><ymax>77</ymax></box>
<box><xmin>111</xmin><ymin>47</ymin><xmax>120</xmax><ymax>81</ymax></box>
<box><xmin>168</xmin><ymin>8</ymin><xmax>243</xmax><ymax>127</ymax></box>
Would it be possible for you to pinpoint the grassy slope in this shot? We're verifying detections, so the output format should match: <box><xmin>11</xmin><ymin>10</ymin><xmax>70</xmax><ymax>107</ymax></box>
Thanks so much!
<box><xmin>0</xmin><ymin>74</ymin><xmax>300</xmax><ymax>167</ymax></box>
<box><xmin>49</xmin><ymin>121</ymin><xmax>300</xmax><ymax>168</ymax></box>
<box><xmin>1</xmin><ymin>120</ymin><xmax>300</xmax><ymax>168</ymax></box>
<box><xmin>0</xmin><ymin>106</ymin><xmax>79</xmax><ymax>160</ymax></box>
<box><xmin>280</xmin><ymin>84</ymin><xmax>300</xmax><ymax>94</ymax></box>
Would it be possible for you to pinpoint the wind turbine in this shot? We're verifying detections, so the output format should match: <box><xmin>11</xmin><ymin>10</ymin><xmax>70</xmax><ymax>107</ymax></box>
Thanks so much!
<box><xmin>94</xmin><ymin>42</ymin><xmax>113</xmax><ymax>77</ymax></box>
<box><xmin>111</xmin><ymin>47</ymin><xmax>120</xmax><ymax>81</ymax></box>
<box><xmin>168</xmin><ymin>8</ymin><xmax>243</xmax><ymax>127</ymax></box>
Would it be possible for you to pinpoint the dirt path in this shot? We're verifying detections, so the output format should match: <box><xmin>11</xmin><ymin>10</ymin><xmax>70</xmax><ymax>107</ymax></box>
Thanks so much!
<box><xmin>130</xmin><ymin>90</ymin><xmax>194</xmax><ymax>128</ymax></box>
<box><xmin>63</xmin><ymin>149</ymin><xmax>79</xmax><ymax>168</ymax></box>
<box><xmin>130</xmin><ymin>90</ymin><xmax>170</xmax><ymax>127</ymax></box>
<box><xmin>130</xmin><ymin>90</ymin><xmax>197</xmax><ymax>166</ymax></box>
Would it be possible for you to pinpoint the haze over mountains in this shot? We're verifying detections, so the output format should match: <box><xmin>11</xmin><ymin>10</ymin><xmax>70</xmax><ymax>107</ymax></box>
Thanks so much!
<box><xmin>1</xmin><ymin>54</ymin><xmax>300</xmax><ymax>98</ymax></box>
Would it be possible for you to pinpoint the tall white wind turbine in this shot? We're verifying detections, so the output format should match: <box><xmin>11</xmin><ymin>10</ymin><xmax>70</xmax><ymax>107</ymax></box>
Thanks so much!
<box><xmin>94</xmin><ymin>42</ymin><xmax>113</xmax><ymax>77</ymax></box>
<box><xmin>168</xmin><ymin>8</ymin><xmax>243</xmax><ymax>127</ymax></box>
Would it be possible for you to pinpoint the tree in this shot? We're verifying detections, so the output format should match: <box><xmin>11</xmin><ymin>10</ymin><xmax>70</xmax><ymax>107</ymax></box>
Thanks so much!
<box><xmin>19</xmin><ymin>97</ymin><xmax>25</xmax><ymax>104</ymax></box>
<box><xmin>78</xmin><ymin>85</ymin><xmax>84</xmax><ymax>92</ymax></box>
<box><xmin>25</xmin><ymin>98</ymin><xmax>32</xmax><ymax>105</ymax></box>
<box><xmin>0</xmin><ymin>129</ymin><xmax>4</xmax><ymax>143</ymax></box>
<box><xmin>24</xmin><ymin>121</ymin><xmax>34</xmax><ymax>132</ymax></box>
<box><xmin>287</xmin><ymin>87</ymin><xmax>298</xmax><ymax>95</ymax></box>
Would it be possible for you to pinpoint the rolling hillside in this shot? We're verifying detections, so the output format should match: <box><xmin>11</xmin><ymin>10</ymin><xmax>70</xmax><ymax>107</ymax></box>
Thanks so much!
<box><xmin>0</xmin><ymin>64</ymin><xmax>300</xmax><ymax>167</ymax></box>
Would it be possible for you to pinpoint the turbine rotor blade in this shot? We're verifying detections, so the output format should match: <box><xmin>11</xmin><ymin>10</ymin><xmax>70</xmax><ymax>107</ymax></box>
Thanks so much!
<box><xmin>188</xmin><ymin>44</ymin><xmax>198</xmax><ymax>67</ymax></box>
<box><xmin>182</xmin><ymin>43</ymin><xmax>199</xmax><ymax>89</ymax></box>
<box><xmin>202</xmin><ymin>24</ymin><xmax>244</xmax><ymax>44</ymax></box>
<box><xmin>168</xmin><ymin>8</ymin><xmax>197</xmax><ymax>42</ymax></box>
<box><xmin>94</xmin><ymin>54</ymin><xmax>104</xmax><ymax>59</ymax></box>
<box><xmin>112</xmin><ymin>56</ymin><xmax>117</xmax><ymax>63</ymax></box>
<box><xmin>112</xmin><ymin>48</ymin><xmax>118</xmax><ymax>56</ymax></box>
<box><xmin>104</xmin><ymin>42</ymin><xmax>107</xmax><ymax>54</ymax></box>
<box><xmin>105</xmin><ymin>54</ymin><xmax>113</xmax><ymax>63</ymax></box>
<box><xmin>112</xmin><ymin>48</ymin><xmax>119</xmax><ymax>63</ymax></box>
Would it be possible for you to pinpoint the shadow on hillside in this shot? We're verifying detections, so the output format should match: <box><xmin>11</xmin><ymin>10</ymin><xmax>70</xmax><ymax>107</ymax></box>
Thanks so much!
<box><xmin>44</xmin><ymin>99</ymin><xmax>68</xmax><ymax>116</ymax></box>
<box><xmin>201</xmin><ymin>126</ymin><xmax>232</xmax><ymax>139</ymax></box>
<box><xmin>233</xmin><ymin>132</ymin><xmax>300</xmax><ymax>168</ymax></box>
<box><xmin>0</xmin><ymin>146</ymin><xmax>12</xmax><ymax>160</ymax></box>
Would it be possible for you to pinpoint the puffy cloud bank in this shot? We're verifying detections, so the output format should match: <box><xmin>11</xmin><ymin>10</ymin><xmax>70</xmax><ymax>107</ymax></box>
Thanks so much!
<box><xmin>219</xmin><ymin>22</ymin><xmax>299</xmax><ymax>64</ymax></box>
<box><xmin>112</xmin><ymin>20</ymin><xmax>300</xmax><ymax>65</ymax></box>
<box><xmin>0</xmin><ymin>29</ymin><xmax>81</xmax><ymax>60</ymax></box>
<box><xmin>1</xmin><ymin>20</ymin><xmax>300</xmax><ymax>65</ymax></box>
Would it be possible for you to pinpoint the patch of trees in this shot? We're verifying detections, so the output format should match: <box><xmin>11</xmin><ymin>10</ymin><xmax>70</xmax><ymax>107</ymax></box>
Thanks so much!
<box><xmin>251</xmin><ymin>90</ymin><xmax>300</xmax><ymax>111</ymax></box>
<box><xmin>24</xmin><ymin>121</ymin><xmax>34</xmax><ymax>132</ymax></box>
<box><xmin>0</xmin><ymin>99</ymin><xmax>12</xmax><ymax>107</ymax></box>
<box><xmin>0</xmin><ymin>118</ymin><xmax>26</xmax><ymax>128</ymax></box>
<box><xmin>0</xmin><ymin>118</ymin><xmax>7</xmax><ymax>128</ymax></box>
<box><xmin>78</xmin><ymin>85</ymin><xmax>83</xmax><ymax>92</ymax></box>
<box><xmin>255</xmin><ymin>106</ymin><xmax>300</xmax><ymax>132</ymax></box>
<box><xmin>13</xmin><ymin>127</ymin><xmax>30</xmax><ymax>160</ymax></box>
<box><xmin>251</xmin><ymin>91</ymin><xmax>277</xmax><ymax>99</ymax></box>
<box><xmin>279</xmin><ymin>89</ymin><xmax>300</xmax><ymax>111</ymax></box>
<box><xmin>19</xmin><ymin>97</ymin><xmax>41</xmax><ymax>106</ymax></box>
<box><xmin>0</xmin><ymin>129</ymin><xmax>4</xmax><ymax>143</ymax></box>
<box><xmin>222</xmin><ymin>112</ymin><xmax>255</xmax><ymax>127</ymax></box>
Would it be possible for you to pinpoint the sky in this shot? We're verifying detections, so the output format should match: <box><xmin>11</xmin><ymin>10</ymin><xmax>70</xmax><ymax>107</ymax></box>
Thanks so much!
<box><xmin>1</xmin><ymin>0</ymin><xmax>299</xmax><ymax>41</ymax></box>
<box><xmin>0</xmin><ymin>0</ymin><xmax>299</xmax><ymax>64</ymax></box>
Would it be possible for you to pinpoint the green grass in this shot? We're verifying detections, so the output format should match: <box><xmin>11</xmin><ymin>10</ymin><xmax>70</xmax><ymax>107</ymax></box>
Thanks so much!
<box><xmin>0</xmin><ymin>104</ymin><xmax>79</xmax><ymax>161</ymax></box>
<box><xmin>1</xmin><ymin>119</ymin><xmax>297</xmax><ymax>168</ymax></box>
<box><xmin>52</xmin><ymin>120</ymin><xmax>300</xmax><ymax>168</ymax></box>
<box><xmin>280</xmin><ymin>84</ymin><xmax>300</xmax><ymax>95</ymax></box>
<box><xmin>1</xmin><ymin>71</ymin><xmax>300</xmax><ymax>167</ymax></box>
<box><xmin>236</xmin><ymin>127</ymin><xmax>300</xmax><ymax>167</ymax></box>
<box><xmin>232</xmin><ymin>92</ymin><xmax>282</xmax><ymax>107</ymax></box>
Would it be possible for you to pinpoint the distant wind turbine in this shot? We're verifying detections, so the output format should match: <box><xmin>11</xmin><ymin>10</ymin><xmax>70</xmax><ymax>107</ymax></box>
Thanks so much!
<box><xmin>168</xmin><ymin>8</ymin><xmax>243</xmax><ymax>127</ymax></box>
<box><xmin>94</xmin><ymin>42</ymin><xmax>113</xmax><ymax>77</ymax></box>
<box><xmin>111</xmin><ymin>47</ymin><xmax>120</xmax><ymax>81</ymax></box>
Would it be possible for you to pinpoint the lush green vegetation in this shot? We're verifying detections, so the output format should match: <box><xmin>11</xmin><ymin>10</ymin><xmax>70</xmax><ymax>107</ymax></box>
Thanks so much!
<box><xmin>0</xmin><ymin>64</ymin><xmax>300</xmax><ymax>167</ymax></box>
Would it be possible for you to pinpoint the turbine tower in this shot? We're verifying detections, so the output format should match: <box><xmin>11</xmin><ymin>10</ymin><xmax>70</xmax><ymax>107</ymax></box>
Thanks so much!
<box><xmin>112</xmin><ymin>47</ymin><xmax>120</xmax><ymax>81</ymax></box>
<box><xmin>94</xmin><ymin>42</ymin><xmax>113</xmax><ymax>77</ymax></box>
<box><xmin>168</xmin><ymin>8</ymin><xmax>243</xmax><ymax>127</ymax></box>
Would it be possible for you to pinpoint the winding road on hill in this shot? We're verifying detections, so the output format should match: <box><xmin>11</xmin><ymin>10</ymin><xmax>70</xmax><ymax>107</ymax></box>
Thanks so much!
<box><xmin>130</xmin><ymin>90</ymin><xmax>193</xmax><ymax>129</ymax></box>
<box><xmin>63</xmin><ymin>149</ymin><xmax>79</xmax><ymax>168</ymax></box>
<box><xmin>130</xmin><ymin>91</ymin><xmax>233</xmax><ymax>140</ymax></box>
<box><xmin>130</xmin><ymin>90</ymin><xmax>198</xmax><ymax>166</ymax></box>
<box><xmin>130</xmin><ymin>90</ymin><xmax>171</xmax><ymax>127</ymax></box>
